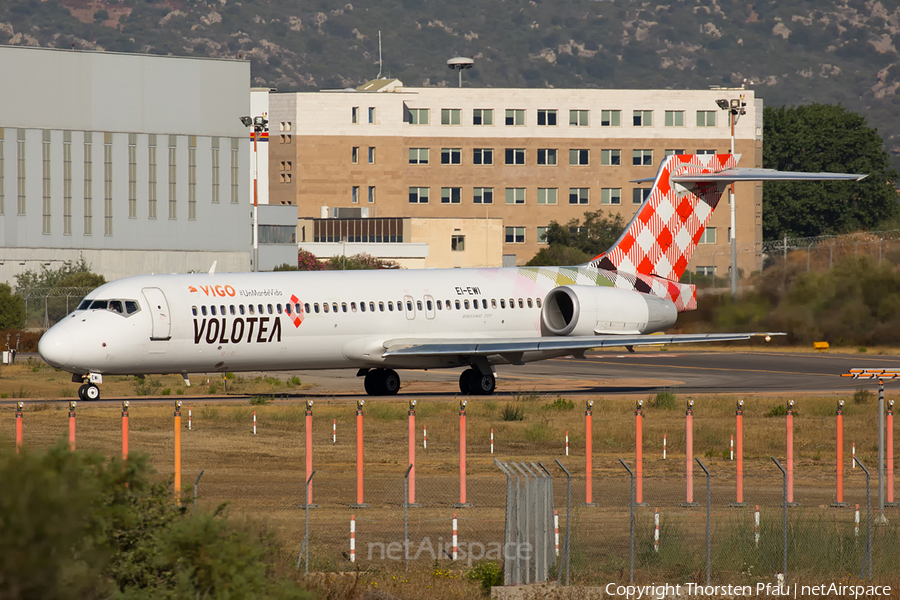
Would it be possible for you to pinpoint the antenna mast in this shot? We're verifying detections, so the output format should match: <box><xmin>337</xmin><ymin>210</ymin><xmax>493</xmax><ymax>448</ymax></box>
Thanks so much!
<box><xmin>377</xmin><ymin>31</ymin><xmax>383</xmax><ymax>79</ymax></box>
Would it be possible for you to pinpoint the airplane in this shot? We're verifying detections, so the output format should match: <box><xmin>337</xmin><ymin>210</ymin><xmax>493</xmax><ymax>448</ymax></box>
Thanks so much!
<box><xmin>38</xmin><ymin>154</ymin><xmax>864</xmax><ymax>401</ymax></box>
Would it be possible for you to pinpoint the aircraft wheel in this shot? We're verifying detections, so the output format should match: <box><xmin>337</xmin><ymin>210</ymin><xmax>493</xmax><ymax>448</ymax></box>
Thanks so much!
<box><xmin>84</xmin><ymin>384</ymin><xmax>101</xmax><ymax>401</ymax></box>
<box><xmin>468</xmin><ymin>372</ymin><xmax>496</xmax><ymax>396</ymax></box>
<box><xmin>459</xmin><ymin>369</ymin><xmax>475</xmax><ymax>395</ymax></box>
<box><xmin>364</xmin><ymin>371</ymin><xmax>379</xmax><ymax>396</ymax></box>
<box><xmin>382</xmin><ymin>370</ymin><xmax>401</xmax><ymax>396</ymax></box>
<box><xmin>78</xmin><ymin>383</ymin><xmax>88</xmax><ymax>401</ymax></box>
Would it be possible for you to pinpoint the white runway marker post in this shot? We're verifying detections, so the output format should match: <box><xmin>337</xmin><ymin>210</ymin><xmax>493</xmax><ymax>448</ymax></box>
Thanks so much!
<box><xmin>452</xmin><ymin>513</ymin><xmax>458</xmax><ymax>560</ymax></box>
<box><xmin>663</xmin><ymin>433</ymin><xmax>666</xmax><ymax>460</ymax></box>
<box><xmin>188</xmin><ymin>405</ymin><xmax>192</xmax><ymax>430</ymax></box>
<box><xmin>253</xmin><ymin>410</ymin><xmax>257</xmax><ymax>435</ymax></box>
<box><xmin>754</xmin><ymin>506</ymin><xmax>760</xmax><ymax>547</ymax></box>
<box><xmin>333</xmin><ymin>419</ymin><xmax>336</xmax><ymax>444</ymax></box>
<box><xmin>565</xmin><ymin>430</ymin><xmax>569</xmax><ymax>456</ymax></box>
<box><xmin>654</xmin><ymin>508</ymin><xmax>660</xmax><ymax>553</ymax></box>
<box><xmin>490</xmin><ymin>427</ymin><xmax>494</xmax><ymax>454</ymax></box>
<box><xmin>350</xmin><ymin>514</ymin><xmax>356</xmax><ymax>563</ymax></box>
<box><xmin>424</xmin><ymin>424</ymin><xmax>427</xmax><ymax>449</ymax></box>
<box><xmin>554</xmin><ymin>510</ymin><xmax>560</xmax><ymax>556</ymax></box>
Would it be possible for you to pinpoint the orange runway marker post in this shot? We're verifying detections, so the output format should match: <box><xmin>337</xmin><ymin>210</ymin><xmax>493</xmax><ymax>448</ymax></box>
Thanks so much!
<box><xmin>682</xmin><ymin>400</ymin><xmax>698</xmax><ymax>507</ymax></box>
<box><xmin>122</xmin><ymin>401</ymin><xmax>129</xmax><ymax>460</ymax></box>
<box><xmin>832</xmin><ymin>400</ymin><xmax>848</xmax><ymax>507</ymax></box>
<box><xmin>585</xmin><ymin>400</ymin><xmax>597</xmax><ymax>507</ymax></box>
<box><xmin>453</xmin><ymin>400</ymin><xmax>472</xmax><ymax>508</ymax></box>
<box><xmin>407</xmin><ymin>400</ymin><xmax>419</xmax><ymax>507</ymax></box>
<box><xmin>68</xmin><ymin>401</ymin><xmax>76</xmax><ymax>452</ymax></box>
<box><xmin>174</xmin><ymin>401</ymin><xmax>182</xmax><ymax>505</ymax></box>
<box><xmin>350</xmin><ymin>399</ymin><xmax>368</xmax><ymax>509</ymax></box>
<box><xmin>635</xmin><ymin>399</ymin><xmax>646</xmax><ymax>505</ymax></box>
<box><xmin>303</xmin><ymin>400</ymin><xmax>317</xmax><ymax>508</ymax></box>
<box><xmin>15</xmin><ymin>401</ymin><xmax>23</xmax><ymax>453</ymax></box>
<box><xmin>786</xmin><ymin>400</ymin><xmax>797</xmax><ymax>506</ymax></box>
<box><xmin>730</xmin><ymin>400</ymin><xmax>747</xmax><ymax>507</ymax></box>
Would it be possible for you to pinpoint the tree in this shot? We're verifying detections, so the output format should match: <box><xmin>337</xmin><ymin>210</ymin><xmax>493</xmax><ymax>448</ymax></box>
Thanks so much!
<box><xmin>0</xmin><ymin>284</ymin><xmax>25</xmax><ymax>330</ymax></box>
<box><xmin>325</xmin><ymin>253</ymin><xmax>399</xmax><ymax>270</ymax></box>
<box><xmin>525</xmin><ymin>245</ymin><xmax>591</xmax><ymax>267</ymax></box>
<box><xmin>15</xmin><ymin>258</ymin><xmax>104</xmax><ymax>325</ymax></box>
<box><xmin>542</xmin><ymin>210</ymin><xmax>626</xmax><ymax>257</ymax></box>
<box><xmin>296</xmin><ymin>250</ymin><xmax>325</xmax><ymax>271</ymax></box>
<box><xmin>763</xmin><ymin>104</ymin><xmax>899</xmax><ymax>240</ymax></box>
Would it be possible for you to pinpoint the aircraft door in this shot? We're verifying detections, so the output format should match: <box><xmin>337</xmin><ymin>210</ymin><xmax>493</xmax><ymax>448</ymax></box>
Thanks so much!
<box><xmin>424</xmin><ymin>295</ymin><xmax>436</xmax><ymax>320</ymax></box>
<box><xmin>142</xmin><ymin>287</ymin><xmax>172</xmax><ymax>341</ymax></box>
<box><xmin>403</xmin><ymin>294</ymin><xmax>415</xmax><ymax>320</ymax></box>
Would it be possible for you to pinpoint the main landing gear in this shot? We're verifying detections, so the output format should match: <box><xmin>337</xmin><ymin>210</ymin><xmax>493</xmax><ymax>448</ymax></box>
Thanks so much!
<box><xmin>78</xmin><ymin>383</ymin><xmax>100</xmax><ymax>401</ymax></box>
<box><xmin>459</xmin><ymin>368</ymin><xmax>496</xmax><ymax>396</ymax></box>
<box><xmin>363</xmin><ymin>368</ymin><xmax>401</xmax><ymax>396</ymax></box>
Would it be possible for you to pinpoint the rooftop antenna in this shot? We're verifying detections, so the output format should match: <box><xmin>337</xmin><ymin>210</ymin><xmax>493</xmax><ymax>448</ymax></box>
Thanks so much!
<box><xmin>377</xmin><ymin>31</ymin><xmax>383</xmax><ymax>79</ymax></box>
<box><xmin>447</xmin><ymin>56</ymin><xmax>474</xmax><ymax>87</ymax></box>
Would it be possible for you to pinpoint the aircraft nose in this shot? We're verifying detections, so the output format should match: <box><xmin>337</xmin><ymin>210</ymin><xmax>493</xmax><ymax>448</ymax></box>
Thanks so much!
<box><xmin>39</xmin><ymin>326</ymin><xmax>74</xmax><ymax>368</ymax></box>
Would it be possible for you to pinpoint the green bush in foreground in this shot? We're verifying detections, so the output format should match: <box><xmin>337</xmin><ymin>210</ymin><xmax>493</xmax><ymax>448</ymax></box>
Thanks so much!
<box><xmin>0</xmin><ymin>443</ymin><xmax>310</xmax><ymax>600</ymax></box>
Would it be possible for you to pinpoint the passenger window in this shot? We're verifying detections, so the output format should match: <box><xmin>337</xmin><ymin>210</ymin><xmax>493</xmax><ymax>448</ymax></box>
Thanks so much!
<box><xmin>230</xmin><ymin>305</ymin><xmax>236</xmax><ymax>315</ymax></box>
<box><xmin>342</xmin><ymin>302</ymin><xmax>348</xmax><ymax>313</ymax></box>
<box><xmin>285</xmin><ymin>304</ymin><xmax>292</xmax><ymax>315</ymax></box>
<box><xmin>518</xmin><ymin>299</ymin><xmax>524</xmax><ymax>308</ymax></box>
<box><xmin>332</xmin><ymin>303</ymin><xmax>338</xmax><ymax>313</ymax></box>
<box><xmin>192</xmin><ymin>306</ymin><xmax>198</xmax><ymax>316</ymax></box>
<box><xmin>258</xmin><ymin>304</ymin><xmax>264</xmax><ymax>314</ymax></box>
<box><xmin>314</xmin><ymin>303</ymin><xmax>320</xmax><ymax>313</ymax></box>
<box><xmin>369</xmin><ymin>302</ymin><xmax>375</xmax><ymax>312</ymax></box>
<box><xmin>388</xmin><ymin>301</ymin><xmax>394</xmax><ymax>311</ymax></box>
<box><xmin>491</xmin><ymin>299</ymin><xmax>497</xmax><ymax>309</ymax></box>
<box><xmin>527</xmin><ymin>298</ymin><xmax>533</xmax><ymax>308</ymax></box>
<box><xmin>90</xmin><ymin>300</ymin><xmax>109</xmax><ymax>310</ymax></box>
<box><xmin>379</xmin><ymin>302</ymin><xmax>385</xmax><ymax>311</ymax></box>
<box><xmin>249</xmin><ymin>304</ymin><xmax>255</xmax><ymax>315</ymax></box>
<box><xmin>296</xmin><ymin>303</ymin><xmax>302</xmax><ymax>313</ymax></box>
<box><xmin>482</xmin><ymin>299</ymin><xmax>487</xmax><ymax>309</ymax></box>
<box><xmin>426</xmin><ymin>300</ymin><xmax>433</xmax><ymax>310</ymax></box>
<box><xmin>351</xmin><ymin>302</ymin><xmax>357</xmax><ymax>312</ymax></box>
<box><xmin>360</xmin><ymin>302</ymin><xmax>366</xmax><ymax>312</ymax></box>
<box><xmin>211</xmin><ymin>306</ymin><xmax>217</xmax><ymax>316</ymax></box>
<box><xmin>323</xmin><ymin>303</ymin><xmax>330</xmax><ymax>313</ymax></box>
<box><xmin>464</xmin><ymin>300</ymin><xmax>470</xmax><ymax>309</ymax></box>
<box><xmin>417</xmin><ymin>300</ymin><xmax>423</xmax><ymax>311</ymax></box>
<box><xmin>220</xmin><ymin>305</ymin><xmax>226</xmax><ymax>315</ymax></box>
<box><xmin>536</xmin><ymin>298</ymin><xmax>542</xmax><ymax>308</ymax></box>
<box><xmin>437</xmin><ymin>300</ymin><xmax>443</xmax><ymax>310</ymax></box>
<box><xmin>407</xmin><ymin>301</ymin><xmax>413</xmax><ymax>311</ymax></box>
<box><xmin>509</xmin><ymin>298</ymin><xmax>515</xmax><ymax>308</ymax></box>
<box><xmin>455</xmin><ymin>300</ymin><xmax>461</xmax><ymax>309</ymax></box>
<box><xmin>267</xmin><ymin>304</ymin><xmax>273</xmax><ymax>314</ymax></box>
<box><xmin>240</xmin><ymin>305</ymin><xmax>246</xmax><ymax>315</ymax></box>
<box><xmin>277</xmin><ymin>304</ymin><xmax>283</xmax><ymax>314</ymax></box>
<box><xmin>304</xmin><ymin>303</ymin><xmax>310</xmax><ymax>314</ymax></box>
<box><xmin>500</xmin><ymin>299</ymin><xmax>506</xmax><ymax>309</ymax></box>
<box><xmin>201</xmin><ymin>306</ymin><xmax>208</xmax><ymax>316</ymax></box>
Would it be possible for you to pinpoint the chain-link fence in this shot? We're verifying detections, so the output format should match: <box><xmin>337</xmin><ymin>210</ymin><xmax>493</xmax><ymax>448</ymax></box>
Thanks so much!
<box><xmin>14</xmin><ymin>286</ymin><xmax>95</xmax><ymax>328</ymax></box>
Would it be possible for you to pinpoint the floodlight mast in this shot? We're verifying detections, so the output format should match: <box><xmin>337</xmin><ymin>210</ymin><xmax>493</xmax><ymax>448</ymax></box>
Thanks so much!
<box><xmin>715</xmin><ymin>96</ymin><xmax>747</xmax><ymax>297</ymax></box>
<box><xmin>447</xmin><ymin>57</ymin><xmax>474</xmax><ymax>88</ymax></box>
<box><xmin>239</xmin><ymin>114</ymin><xmax>269</xmax><ymax>272</ymax></box>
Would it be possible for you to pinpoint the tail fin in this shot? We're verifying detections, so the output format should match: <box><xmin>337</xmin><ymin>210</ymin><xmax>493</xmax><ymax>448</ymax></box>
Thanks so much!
<box><xmin>589</xmin><ymin>153</ymin><xmax>737</xmax><ymax>281</ymax></box>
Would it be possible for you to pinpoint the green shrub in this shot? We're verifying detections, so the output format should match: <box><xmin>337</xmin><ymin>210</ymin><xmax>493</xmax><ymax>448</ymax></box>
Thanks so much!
<box><xmin>249</xmin><ymin>396</ymin><xmax>271</xmax><ymax>406</ymax></box>
<box><xmin>766</xmin><ymin>403</ymin><xmax>797</xmax><ymax>417</ymax></box>
<box><xmin>501</xmin><ymin>403</ymin><xmax>525</xmax><ymax>421</ymax></box>
<box><xmin>161</xmin><ymin>388</ymin><xmax>171</xmax><ymax>396</ymax></box>
<box><xmin>853</xmin><ymin>388</ymin><xmax>873</xmax><ymax>404</ymax></box>
<box><xmin>132</xmin><ymin>376</ymin><xmax>162</xmax><ymax>397</ymax></box>
<box><xmin>524</xmin><ymin>421</ymin><xmax>554</xmax><ymax>443</ymax></box>
<box><xmin>542</xmin><ymin>395</ymin><xmax>575</xmax><ymax>412</ymax></box>
<box><xmin>466</xmin><ymin>560</ymin><xmax>503</xmax><ymax>593</ymax></box>
<box><xmin>648</xmin><ymin>390</ymin><xmax>678</xmax><ymax>410</ymax></box>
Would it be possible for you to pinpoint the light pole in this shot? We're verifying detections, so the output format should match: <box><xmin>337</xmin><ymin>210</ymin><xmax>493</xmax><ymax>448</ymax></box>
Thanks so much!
<box><xmin>716</xmin><ymin>97</ymin><xmax>746</xmax><ymax>297</ymax></box>
<box><xmin>240</xmin><ymin>115</ymin><xmax>268</xmax><ymax>272</ymax></box>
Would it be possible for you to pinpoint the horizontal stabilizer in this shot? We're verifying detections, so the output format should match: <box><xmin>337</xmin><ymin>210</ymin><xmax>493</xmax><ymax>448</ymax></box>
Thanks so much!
<box><xmin>672</xmin><ymin>167</ymin><xmax>867</xmax><ymax>183</ymax></box>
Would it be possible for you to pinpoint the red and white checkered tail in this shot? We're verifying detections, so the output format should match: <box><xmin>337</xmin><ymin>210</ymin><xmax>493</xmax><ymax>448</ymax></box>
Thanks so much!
<box><xmin>589</xmin><ymin>154</ymin><xmax>738</xmax><ymax>282</ymax></box>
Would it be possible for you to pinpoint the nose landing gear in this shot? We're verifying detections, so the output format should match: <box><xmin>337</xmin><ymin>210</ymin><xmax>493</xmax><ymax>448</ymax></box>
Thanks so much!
<box><xmin>73</xmin><ymin>373</ymin><xmax>102</xmax><ymax>401</ymax></box>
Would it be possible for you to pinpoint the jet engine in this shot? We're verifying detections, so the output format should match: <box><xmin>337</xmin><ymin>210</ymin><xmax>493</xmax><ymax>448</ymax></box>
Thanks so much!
<box><xmin>540</xmin><ymin>285</ymin><xmax>677</xmax><ymax>336</ymax></box>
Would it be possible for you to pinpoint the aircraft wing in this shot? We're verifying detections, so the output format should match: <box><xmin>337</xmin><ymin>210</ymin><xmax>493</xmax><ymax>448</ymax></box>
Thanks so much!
<box><xmin>382</xmin><ymin>332</ymin><xmax>777</xmax><ymax>359</ymax></box>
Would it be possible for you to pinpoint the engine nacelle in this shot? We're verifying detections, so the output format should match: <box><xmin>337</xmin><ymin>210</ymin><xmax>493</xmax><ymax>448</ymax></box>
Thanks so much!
<box><xmin>541</xmin><ymin>285</ymin><xmax>677</xmax><ymax>336</ymax></box>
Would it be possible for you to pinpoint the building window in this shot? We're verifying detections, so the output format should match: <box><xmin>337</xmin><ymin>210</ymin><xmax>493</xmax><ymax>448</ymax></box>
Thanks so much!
<box><xmin>368</xmin><ymin>186</ymin><xmax>375</xmax><ymax>203</ymax></box>
<box><xmin>633</xmin><ymin>110</ymin><xmax>652</xmax><ymax>126</ymax></box>
<box><xmin>441</xmin><ymin>187</ymin><xmax>461</xmax><ymax>204</ymax></box>
<box><xmin>569</xmin><ymin>149</ymin><xmax>589</xmax><ymax>166</ymax></box>
<box><xmin>451</xmin><ymin>234</ymin><xmax>465</xmax><ymax>251</ymax></box>
<box><xmin>211</xmin><ymin>138</ymin><xmax>220</xmax><ymax>204</ymax></box>
<box><xmin>633</xmin><ymin>149</ymin><xmax>653</xmax><ymax>166</ymax></box>
<box><xmin>537</xmin><ymin>226</ymin><xmax>549</xmax><ymax>243</ymax></box>
<box><xmin>63</xmin><ymin>133</ymin><xmax>71</xmax><ymax>234</ymax></box>
<box><xmin>409</xmin><ymin>148</ymin><xmax>429</xmax><ymax>165</ymax></box>
<box><xmin>104</xmin><ymin>133</ymin><xmax>113</xmax><ymax>235</ymax></box>
<box><xmin>231</xmin><ymin>138</ymin><xmax>240</xmax><ymax>204</ymax></box>
<box><xmin>409</xmin><ymin>187</ymin><xmax>429</xmax><ymax>203</ymax></box>
<box><xmin>473</xmin><ymin>148</ymin><xmax>493</xmax><ymax>165</ymax></box>
<box><xmin>42</xmin><ymin>132</ymin><xmax>51</xmax><ymax>234</ymax></box>
<box><xmin>633</xmin><ymin>188</ymin><xmax>651</xmax><ymax>204</ymax></box>
<box><xmin>280</xmin><ymin>134</ymin><xmax>291</xmax><ymax>144</ymax></box>
<box><xmin>601</xmin><ymin>149</ymin><xmax>621</xmax><ymax>166</ymax></box>
<box><xmin>16</xmin><ymin>130</ymin><xmax>25</xmax><ymax>215</ymax></box>
<box><xmin>537</xmin><ymin>109</ymin><xmax>557</xmax><ymax>126</ymax></box>
<box><xmin>537</xmin><ymin>149</ymin><xmax>557</xmax><ymax>165</ymax></box>
<box><xmin>600</xmin><ymin>188</ymin><xmax>621</xmax><ymax>205</ymax></box>
<box><xmin>728</xmin><ymin>227</ymin><xmax>732</xmax><ymax>242</ymax></box>
<box><xmin>505</xmin><ymin>188</ymin><xmax>525</xmax><ymax>205</ymax></box>
<box><xmin>83</xmin><ymin>132</ymin><xmax>92</xmax><ymax>234</ymax></box>
<box><xmin>699</xmin><ymin>227</ymin><xmax>716</xmax><ymax>244</ymax></box>
<box><xmin>368</xmin><ymin>107</ymin><xmax>376</xmax><ymax>124</ymax></box>
<box><xmin>505</xmin><ymin>109</ymin><xmax>525</xmax><ymax>126</ymax></box>
<box><xmin>569</xmin><ymin>109</ymin><xmax>589</xmax><ymax>127</ymax></box>
<box><xmin>279</xmin><ymin>161</ymin><xmax>292</xmax><ymax>183</ymax></box>
<box><xmin>696</xmin><ymin>266</ymin><xmax>715</xmax><ymax>277</ymax></box>
<box><xmin>697</xmin><ymin>149</ymin><xmax>717</xmax><ymax>155</ymax></box>
<box><xmin>368</xmin><ymin>147</ymin><xmax>375</xmax><ymax>164</ymax></box>
<box><xmin>351</xmin><ymin>147</ymin><xmax>359</xmax><ymax>164</ymax></box>
<box><xmin>148</xmin><ymin>135</ymin><xmax>157</xmax><ymax>219</ymax></box>
<box><xmin>126</xmin><ymin>135</ymin><xmax>136</xmax><ymax>218</ymax></box>
<box><xmin>351</xmin><ymin>107</ymin><xmax>359</xmax><ymax>123</ymax></box>
<box><xmin>696</xmin><ymin>110</ymin><xmax>717</xmax><ymax>127</ymax></box>
<box><xmin>473</xmin><ymin>187</ymin><xmax>493</xmax><ymax>204</ymax></box>
<box><xmin>188</xmin><ymin>136</ymin><xmax>197</xmax><ymax>221</ymax></box>
<box><xmin>569</xmin><ymin>187</ymin><xmax>590</xmax><ymax>205</ymax></box>
<box><xmin>665</xmin><ymin>149</ymin><xmax>686</xmax><ymax>156</ymax></box>
<box><xmin>473</xmin><ymin>109</ymin><xmax>493</xmax><ymax>125</ymax></box>
<box><xmin>441</xmin><ymin>108</ymin><xmax>461</xmax><ymax>125</ymax></box>
<box><xmin>352</xmin><ymin>186</ymin><xmax>359</xmax><ymax>203</ymax></box>
<box><xmin>537</xmin><ymin>188</ymin><xmax>558</xmax><ymax>205</ymax></box>
<box><xmin>504</xmin><ymin>148</ymin><xmax>525</xmax><ymax>165</ymax></box>
<box><xmin>505</xmin><ymin>226</ymin><xmax>525</xmax><ymax>243</ymax></box>
<box><xmin>441</xmin><ymin>148</ymin><xmax>461</xmax><ymax>165</ymax></box>
<box><xmin>408</xmin><ymin>108</ymin><xmax>429</xmax><ymax>125</ymax></box>
<box><xmin>601</xmin><ymin>110</ymin><xmax>621</xmax><ymax>127</ymax></box>
<box><xmin>665</xmin><ymin>110</ymin><xmax>685</xmax><ymax>127</ymax></box>
<box><xmin>168</xmin><ymin>136</ymin><xmax>177</xmax><ymax>219</ymax></box>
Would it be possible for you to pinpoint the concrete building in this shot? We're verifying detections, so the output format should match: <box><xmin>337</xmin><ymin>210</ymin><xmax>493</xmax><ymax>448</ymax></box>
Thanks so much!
<box><xmin>269</xmin><ymin>83</ymin><xmax>762</xmax><ymax>275</ymax></box>
<box><xmin>0</xmin><ymin>46</ymin><xmax>252</xmax><ymax>283</ymax></box>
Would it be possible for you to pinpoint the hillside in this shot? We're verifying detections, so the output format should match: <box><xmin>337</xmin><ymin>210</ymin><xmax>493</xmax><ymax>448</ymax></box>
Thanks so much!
<box><xmin>4</xmin><ymin>0</ymin><xmax>900</xmax><ymax>165</ymax></box>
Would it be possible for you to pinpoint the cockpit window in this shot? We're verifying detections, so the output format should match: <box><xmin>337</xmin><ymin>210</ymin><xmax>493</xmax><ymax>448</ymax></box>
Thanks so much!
<box><xmin>109</xmin><ymin>300</ymin><xmax>124</xmax><ymax>314</ymax></box>
<box><xmin>84</xmin><ymin>299</ymin><xmax>141</xmax><ymax>317</ymax></box>
<box><xmin>77</xmin><ymin>300</ymin><xmax>92</xmax><ymax>310</ymax></box>
<box><xmin>90</xmin><ymin>300</ymin><xmax>109</xmax><ymax>310</ymax></box>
